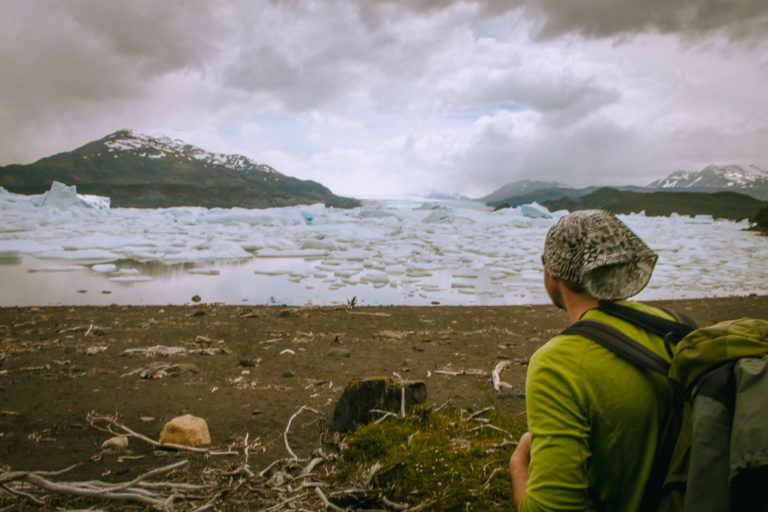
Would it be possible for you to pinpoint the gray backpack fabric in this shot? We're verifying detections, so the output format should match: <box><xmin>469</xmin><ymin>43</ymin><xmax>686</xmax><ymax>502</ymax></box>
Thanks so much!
<box><xmin>686</xmin><ymin>355</ymin><xmax>768</xmax><ymax>512</ymax></box>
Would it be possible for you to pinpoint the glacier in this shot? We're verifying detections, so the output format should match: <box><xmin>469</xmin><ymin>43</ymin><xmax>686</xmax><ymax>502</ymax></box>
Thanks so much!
<box><xmin>0</xmin><ymin>183</ymin><xmax>766</xmax><ymax>307</ymax></box>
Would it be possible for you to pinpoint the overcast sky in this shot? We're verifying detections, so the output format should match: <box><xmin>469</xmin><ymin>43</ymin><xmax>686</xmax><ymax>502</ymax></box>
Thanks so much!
<box><xmin>2</xmin><ymin>0</ymin><xmax>768</xmax><ymax>198</ymax></box>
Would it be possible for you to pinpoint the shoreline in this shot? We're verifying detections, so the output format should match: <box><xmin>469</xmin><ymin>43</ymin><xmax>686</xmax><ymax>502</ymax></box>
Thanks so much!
<box><xmin>1</xmin><ymin>291</ymin><xmax>766</xmax><ymax>309</ymax></box>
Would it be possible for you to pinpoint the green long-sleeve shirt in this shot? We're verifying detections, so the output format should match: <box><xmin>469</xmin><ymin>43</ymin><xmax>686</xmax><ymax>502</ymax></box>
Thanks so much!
<box><xmin>518</xmin><ymin>302</ymin><xmax>676</xmax><ymax>512</ymax></box>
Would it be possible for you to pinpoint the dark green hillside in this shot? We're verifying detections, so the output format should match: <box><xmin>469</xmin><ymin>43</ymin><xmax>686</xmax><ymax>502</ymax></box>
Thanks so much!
<box><xmin>750</xmin><ymin>206</ymin><xmax>768</xmax><ymax>233</ymax></box>
<box><xmin>487</xmin><ymin>187</ymin><xmax>592</xmax><ymax>209</ymax></box>
<box><xmin>542</xmin><ymin>187</ymin><xmax>767</xmax><ymax>222</ymax></box>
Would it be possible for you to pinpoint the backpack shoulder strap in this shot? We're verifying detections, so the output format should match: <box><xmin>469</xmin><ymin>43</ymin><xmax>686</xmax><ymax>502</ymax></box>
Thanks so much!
<box><xmin>561</xmin><ymin>320</ymin><xmax>671</xmax><ymax>376</ymax></box>
<box><xmin>596</xmin><ymin>300</ymin><xmax>696</xmax><ymax>344</ymax></box>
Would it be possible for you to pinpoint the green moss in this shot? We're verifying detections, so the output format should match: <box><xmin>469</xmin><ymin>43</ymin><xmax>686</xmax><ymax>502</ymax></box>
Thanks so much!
<box><xmin>329</xmin><ymin>404</ymin><xmax>527</xmax><ymax>511</ymax></box>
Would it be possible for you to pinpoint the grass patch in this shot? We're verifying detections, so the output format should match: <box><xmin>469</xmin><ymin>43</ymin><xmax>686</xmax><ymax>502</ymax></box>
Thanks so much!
<box><xmin>328</xmin><ymin>403</ymin><xmax>527</xmax><ymax>511</ymax></box>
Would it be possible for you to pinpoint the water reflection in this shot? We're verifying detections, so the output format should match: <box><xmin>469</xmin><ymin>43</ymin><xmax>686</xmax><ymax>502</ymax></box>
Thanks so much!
<box><xmin>0</xmin><ymin>255</ymin><xmax>549</xmax><ymax>307</ymax></box>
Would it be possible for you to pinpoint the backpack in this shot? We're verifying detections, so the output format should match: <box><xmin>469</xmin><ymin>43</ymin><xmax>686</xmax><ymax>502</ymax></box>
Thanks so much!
<box><xmin>561</xmin><ymin>300</ymin><xmax>768</xmax><ymax>512</ymax></box>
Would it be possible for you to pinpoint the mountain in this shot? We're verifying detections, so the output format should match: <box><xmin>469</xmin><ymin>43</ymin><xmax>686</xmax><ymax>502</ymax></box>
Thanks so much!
<box><xmin>478</xmin><ymin>179</ymin><xmax>570</xmax><ymax>204</ymax></box>
<box><xmin>542</xmin><ymin>187</ymin><xmax>767</xmax><ymax>222</ymax></box>
<box><xmin>483</xmin><ymin>164</ymin><xmax>768</xmax><ymax>219</ymax></box>
<box><xmin>647</xmin><ymin>164</ymin><xmax>768</xmax><ymax>200</ymax></box>
<box><xmin>0</xmin><ymin>130</ymin><xmax>361</xmax><ymax>209</ymax></box>
<box><xmin>481</xmin><ymin>180</ymin><xmax>650</xmax><ymax>209</ymax></box>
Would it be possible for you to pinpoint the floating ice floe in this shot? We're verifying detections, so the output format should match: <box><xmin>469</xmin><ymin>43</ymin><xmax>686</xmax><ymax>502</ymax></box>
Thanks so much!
<box><xmin>256</xmin><ymin>248</ymin><xmax>328</xmax><ymax>258</ymax></box>
<box><xmin>109</xmin><ymin>275</ymin><xmax>154</xmax><ymax>282</ymax></box>
<box><xmin>29</xmin><ymin>265</ymin><xmax>86</xmax><ymax>272</ymax></box>
<box><xmin>92</xmin><ymin>264</ymin><xmax>117</xmax><ymax>273</ymax></box>
<box><xmin>188</xmin><ymin>268</ymin><xmax>220</xmax><ymax>275</ymax></box>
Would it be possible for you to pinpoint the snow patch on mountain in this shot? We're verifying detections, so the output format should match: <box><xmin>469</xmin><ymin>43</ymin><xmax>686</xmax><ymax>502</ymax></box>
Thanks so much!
<box><xmin>648</xmin><ymin>164</ymin><xmax>768</xmax><ymax>190</ymax></box>
<box><xmin>101</xmin><ymin>130</ymin><xmax>281</xmax><ymax>175</ymax></box>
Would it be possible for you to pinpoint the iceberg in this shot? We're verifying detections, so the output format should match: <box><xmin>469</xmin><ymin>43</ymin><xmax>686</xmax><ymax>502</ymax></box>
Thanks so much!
<box><xmin>36</xmin><ymin>182</ymin><xmax>110</xmax><ymax>210</ymax></box>
<box><xmin>520</xmin><ymin>203</ymin><xmax>552</xmax><ymax>219</ymax></box>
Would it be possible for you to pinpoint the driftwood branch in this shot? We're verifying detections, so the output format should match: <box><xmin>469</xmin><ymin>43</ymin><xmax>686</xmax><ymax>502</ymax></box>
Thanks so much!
<box><xmin>492</xmin><ymin>360</ymin><xmax>515</xmax><ymax>392</ymax></box>
<box><xmin>434</xmin><ymin>368</ymin><xmax>487</xmax><ymax>377</ymax></box>
<box><xmin>1</xmin><ymin>460</ymin><xmax>189</xmax><ymax>509</ymax></box>
<box><xmin>315</xmin><ymin>486</ymin><xmax>345</xmax><ymax>511</ymax></box>
<box><xmin>371</xmin><ymin>409</ymin><xmax>401</xmax><ymax>424</ymax></box>
<box><xmin>284</xmin><ymin>405</ymin><xmax>323</xmax><ymax>460</ymax></box>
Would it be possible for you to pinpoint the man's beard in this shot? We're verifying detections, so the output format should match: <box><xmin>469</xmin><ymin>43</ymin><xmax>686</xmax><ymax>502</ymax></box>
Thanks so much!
<box><xmin>545</xmin><ymin>273</ymin><xmax>565</xmax><ymax>311</ymax></box>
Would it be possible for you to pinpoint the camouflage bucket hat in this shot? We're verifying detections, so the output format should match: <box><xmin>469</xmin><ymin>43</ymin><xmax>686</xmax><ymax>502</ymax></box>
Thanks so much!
<box><xmin>541</xmin><ymin>210</ymin><xmax>658</xmax><ymax>300</ymax></box>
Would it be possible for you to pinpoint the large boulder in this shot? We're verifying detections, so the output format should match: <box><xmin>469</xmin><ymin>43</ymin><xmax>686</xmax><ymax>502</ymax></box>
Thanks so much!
<box><xmin>159</xmin><ymin>414</ymin><xmax>211</xmax><ymax>446</ymax></box>
<box><xmin>331</xmin><ymin>376</ymin><xmax>427</xmax><ymax>433</ymax></box>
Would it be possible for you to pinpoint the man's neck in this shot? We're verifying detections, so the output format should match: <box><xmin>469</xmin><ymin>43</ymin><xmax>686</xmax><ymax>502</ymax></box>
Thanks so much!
<box><xmin>562</xmin><ymin>290</ymin><xmax>600</xmax><ymax>323</ymax></box>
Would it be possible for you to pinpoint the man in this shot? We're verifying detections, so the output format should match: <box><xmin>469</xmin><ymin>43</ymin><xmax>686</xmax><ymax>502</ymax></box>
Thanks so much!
<box><xmin>509</xmin><ymin>210</ymin><xmax>678</xmax><ymax>511</ymax></box>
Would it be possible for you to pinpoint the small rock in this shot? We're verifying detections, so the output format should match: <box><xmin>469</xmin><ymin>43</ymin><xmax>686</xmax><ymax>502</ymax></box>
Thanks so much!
<box><xmin>282</xmin><ymin>369</ymin><xmax>296</xmax><ymax>378</ymax></box>
<box><xmin>412</xmin><ymin>345</ymin><xmax>425</xmax><ymax>352</ymax></box>
<box><xmin>377</xmin><ymin>330</ymin><xmax>402</xmax><ymax>340</ymax></box>
<box><xmin>326</xmin><ymin>347</ymin><xmax>351</xmax><ymax>358</ymax></box>
<box><xmin>101</xmin><ymin>435</ymin><xmax>129</xmax><ymax>453</ymax></box>
<box><xmin>251</xmin><ymin>409</ymin><xmax>263</xmax><ymax>416</ymax></box>
<box><xmin>191</xmin><ymin>295</ymin><xmax>202</xmax><ymax>303</ymax></box>
<box><xmin>188</xmin><ymin>310</ymin><xmax>206</xmax><ymax>317</ymax></box>
<box><xmin>159</xmin><ymin>414</ymin><xmax>211</xmax><ymax>447</ymax></box>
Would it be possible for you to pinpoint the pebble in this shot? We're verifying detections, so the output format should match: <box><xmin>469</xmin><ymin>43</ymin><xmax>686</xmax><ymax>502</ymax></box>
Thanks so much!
<box><xmin>252</xmin><ymin>409</ymin><xmax>263</xmax><ymax>415</ymax></box>
<box><xmin>101</xmin><ymin>435</ymin><xmax>129</xmax><ymax>453</ymax></box>
<box><xmin>282</xmin><ymin>370</ymin><xmax>296</xmax><ymax>378</ymax></box>
<box><xmin>188</xmin><ymin>310</ymin><xmax>206</xmax><ymax>317</ymax></box>
<box><xmin>326</xmin><ymin>347</ymin><xmax>351</xmax><ymax>358</ymax></box>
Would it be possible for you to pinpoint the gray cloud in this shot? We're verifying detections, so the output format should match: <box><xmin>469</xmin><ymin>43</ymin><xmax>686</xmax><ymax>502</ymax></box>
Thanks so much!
<box><xmin>522</xmin><ymin>0</ymin><xmax>768</xmax><ymax>42</ymax></box>
<box><xmin>386</xmin><ymin>0</ymin><xmax>768</xmax><ymax>42</ymax></box>
<box><xmin>65</xmin><ymin>0</ymin><xmax>221</xmax><ymax>76</ymax></box>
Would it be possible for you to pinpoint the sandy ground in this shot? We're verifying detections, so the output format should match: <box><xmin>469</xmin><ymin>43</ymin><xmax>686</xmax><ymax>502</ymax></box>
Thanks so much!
<box><xmin>1</xmin><ymin>295</ymin><xmax>767</xmax><ymax>506</ymax></box>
